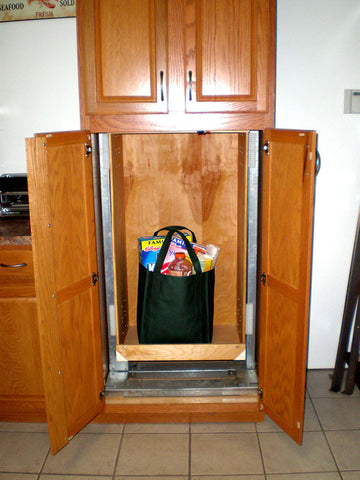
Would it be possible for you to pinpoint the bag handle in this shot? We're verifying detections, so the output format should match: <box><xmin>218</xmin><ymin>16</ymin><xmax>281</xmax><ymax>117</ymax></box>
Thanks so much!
<box><xmin>154</xmin><ymin>226</ymin><xmax>202</xmax><ymax>274</ymax></box>
<box><xmin>154</xmin><ymin>225</ymin><xmax>197</xmax><ymax>243</ymax></box>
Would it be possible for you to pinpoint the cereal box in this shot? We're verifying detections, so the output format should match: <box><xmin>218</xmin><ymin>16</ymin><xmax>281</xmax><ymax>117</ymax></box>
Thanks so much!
<box><xmin>138</xmin><ymin>233</ymin><xmax>192</xmax><ymax>273</ymax></box>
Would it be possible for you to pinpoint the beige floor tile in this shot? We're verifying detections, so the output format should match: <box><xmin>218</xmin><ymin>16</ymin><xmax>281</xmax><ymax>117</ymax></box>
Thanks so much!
<box><xmin>326</xmin><ymin>430</ymin><xmax>360</xmax><ymax>470</ymax></box>
<box><xmin>81</xmin><ymin>422</ymin><xmax>124</xmax><ymax>433</ymax></box>
<box><xmin>0</xmin><ymin>422</ymin><xmax>48</xmax><ymax>432</ymax></box>
<box><xmin>0</xmin><ymin>432</ymin><xmax>49</xmax><ymax>473</ymax></box>
<box><xmin>191</xmin><ymin>422</ymin><xmax>256</xmax><ymax>433</ymax></box>
<box><xmin>341</xmin><ymin>472</ymin><xmax>360</xmax><ymax>479</ymax></box>
<box><xmin>42</xmin><ymin>433</ymin><xmax>120</xmax><ymax>475</ymax></box>
<box><xmin>306</xmin><ymin>369</ymin><xmax>336</xmax><ymax>397</ymax></box>
<box><xmin>312</xmin><ymin>396</ymin><xmax>360</xmax><ymax>430</ymax></box>
<box><xmin>306</xmin><ymin>369</ymin><xmax>360</xmax><ymax>398</ymax></box>
<box><xmin>191</xmin><ymin>476</ymin><xmax>265</xmax><ymax>480</ymax></box>
<box><xmin>40</xmin><ymin>476</ymin><xmax>112</xmax><ymax>480</ymax></box>
<box><xmin>115</xmin><ymin>477</ymin><xmax>187</xmax><ymax>480</ymax></box>
<box><xmin>259</xmin><ymin>431</ymin><xmax>336</xmax><ymax>474</ymax></box>
<box><xmin>303</xmin><ymin>398</ymin><xmax>322</xmax><ymax>431</ymax></box>
<box><xmin>256</xmin><ymin>414</ymin><xmax>282</xmax><ymax>433</ymax></box>
<box><xmin>266</xmin><ymin>473</ymin><xmax>341</xmax><ymax>479</ymax></box>
<box><xmin>0</xmin><ymin>475</ymin><xmax>38</xmax><ymax>480</ymax></box>
<box><xmin>191</xmin><ymin>433</ymin><xmax>263</xmax><ymax>475</ymax></box>
<box><xmin>116</xmin><ymin>433</ymin><xmax>189</xmax><ymax>476</ymax></box>
<box><xmin>124</xmin><ymin>423</ymin><xmax>189</xmax><ymax>433</ymax></box>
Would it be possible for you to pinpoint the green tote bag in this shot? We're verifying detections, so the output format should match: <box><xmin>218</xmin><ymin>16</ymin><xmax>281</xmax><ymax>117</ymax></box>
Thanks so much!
<box><xmin>137</xmin><ymin>226</ymin><xmax>215</xmax><ymax>344</ymax></box>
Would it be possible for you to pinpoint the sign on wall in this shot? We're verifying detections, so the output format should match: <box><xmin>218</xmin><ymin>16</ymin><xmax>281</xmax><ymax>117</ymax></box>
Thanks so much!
<box><xmin>0</xmin><ymin>0</ymin><xmax>75</xmax><ymax>22</ymax></box>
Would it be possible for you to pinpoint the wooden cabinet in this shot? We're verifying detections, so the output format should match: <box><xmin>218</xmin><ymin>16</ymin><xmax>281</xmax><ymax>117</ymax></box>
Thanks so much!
<box><xmin>23</xmin><ymin>0</ymin><xmax>312</xmax><ymax>456</ymax></box>
<box><xmin>26</xmin><ymin>132</ymin><xmax>105</xmax><ymax>452</ymax></box>
<box><xmin>0</xmin><ymin>246</ymin><xmax>46</xmax><ymax>421</ymax></box>
<box><xmin>27</xmin><ymin>128</ymin><xmax>316</xmax><ymax>453</ymax></box>
<box><xmin>184</xmin><ymin>0</ymin><xmax>272</xmax><ymax>115</ymax></box>
<box><xmin>78</xmin><ymin>0</ymin><xmax>168</xmax><ymax>117</ymax></box>
<box><xmin>77</xmin><ymin>0</ymin><xmax>275</xmax><ymax>132</ymax></box>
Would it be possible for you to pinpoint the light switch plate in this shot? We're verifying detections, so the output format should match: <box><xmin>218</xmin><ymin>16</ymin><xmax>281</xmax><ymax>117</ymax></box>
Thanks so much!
<box><xmin>344</xmin><ymin>89</ymin><xmax>360</xmax><ymax>114</ymax></box>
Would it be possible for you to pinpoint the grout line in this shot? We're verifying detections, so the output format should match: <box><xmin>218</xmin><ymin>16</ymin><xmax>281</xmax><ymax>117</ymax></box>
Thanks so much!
<box><xmin>111</xmin><ymin>422</ymin><xmax>125</xmax><ymax>480</ymax></box>
<box><xmin>36</xmin><ymin>444</ymin><xmax>51</xmax><ymax>479</ymax></box>
<box><xmin>255</xmin><ymin>419</ymin><xmax>267</xmax><ymax>477</ymax></box>
<box><xmin>308</xmin><ymin>389</ymin><xmax>344</xmax><ymax>478</ymax></box>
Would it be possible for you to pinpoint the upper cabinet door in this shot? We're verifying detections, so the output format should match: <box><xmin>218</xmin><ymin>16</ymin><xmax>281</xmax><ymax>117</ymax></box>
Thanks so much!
<box><xmin>184</xmin><ymin>0</ymin><xmax>274</xmax><ymax>114</ymax></box>
<box><xmin>77</xmin><ymin>0</ymin><xmax>275</xmax><ymax>132</ymax></box>
<box><xmin>77</xmin><ymin>0</ymin><xmax>168</xmax><ymax>117</ymax></box>
<box><xmin>26</xmin><ymin>131</ymin><xmax>105</xmax><ymax>454</ymax></box>
<box><xmin>258</xmin><ymin>129</ymin><xmax>316</xmax><ymax>444</ymax></box>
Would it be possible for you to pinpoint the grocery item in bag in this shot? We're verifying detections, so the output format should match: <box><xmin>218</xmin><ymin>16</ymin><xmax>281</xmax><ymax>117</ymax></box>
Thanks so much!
<box><xmin>168</xmin><ymin>252</ymin><xmax>192</xmax><ymax>276</ymax></box>
<box><xmin>138</xmin><ymin>232</ymin><xmax>192</xmax><ymax>272</ymax></box>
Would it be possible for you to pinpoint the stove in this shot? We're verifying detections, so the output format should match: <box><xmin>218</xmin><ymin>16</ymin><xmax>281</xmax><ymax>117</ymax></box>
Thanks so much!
<box><xmin>0</xmin><ymin>174</ymin><xmax>29</xmax><ymax>217</ymax></box>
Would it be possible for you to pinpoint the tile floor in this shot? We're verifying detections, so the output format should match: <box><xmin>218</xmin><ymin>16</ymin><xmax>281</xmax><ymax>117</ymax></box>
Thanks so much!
<box><xmin>1</xmin><ymin>369</ymin><xmax>360</xmax><ymax>479</ymax></box>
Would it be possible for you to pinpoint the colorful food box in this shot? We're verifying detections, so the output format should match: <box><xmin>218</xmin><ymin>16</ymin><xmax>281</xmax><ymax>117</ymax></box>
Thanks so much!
<box><xmin>138</xmin><ymin>233</ymin><xmax>218</xmax><ymax>274</ymax></box>
<box><xmin>138</xmin><ymin>233</ymin><xmax>192</xmax><ymax>273</ymax></box>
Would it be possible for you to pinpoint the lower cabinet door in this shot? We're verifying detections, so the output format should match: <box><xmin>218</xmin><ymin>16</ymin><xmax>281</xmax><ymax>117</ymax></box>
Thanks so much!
<box><xmin>258</xmin><ymin>128</ymin><xmax>317</xmax><ymax>444</ymax></box>
<box><xmin>27</xmin><ymin>130</ymin><xmax>105</xmax><ymax>454</ymax></box>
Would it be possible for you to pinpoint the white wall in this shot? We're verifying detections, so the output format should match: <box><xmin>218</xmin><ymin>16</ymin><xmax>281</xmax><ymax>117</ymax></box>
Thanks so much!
<box><xmin>1</xmin><ymin>2</ymin><xmax>360</xmax><ymax>368</ymax></box>
<box><xmin>276</xmin><ymin>0</ymin><xmax>360</xmax><ymax>368</ymax></box>
<box><xmin>0</xmin><ymin>17</ymin><xmax>80</xmax><ymax>173</ymax></box>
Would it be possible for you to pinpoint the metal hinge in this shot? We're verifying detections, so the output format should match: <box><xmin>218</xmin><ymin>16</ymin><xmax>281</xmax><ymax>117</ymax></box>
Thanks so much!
<box><xmin>258</xmin><ymin>387</ymin><xmax>263</xmax><ymax>400</ymax></box>
<box><xmin>92</xmin><ymin>272</ymin><xmax>99</xmax><ymax>286</ymax></box>
<box><xmin>260</xmin><ymin>272</ymin><xmax>267</xmax><ymax>286</ymax></box>
<box><xmin>263</xmin><ymin>141</ymin><xmax>270</xmax><ymax>156</ymax></box>
<box><xmin>99</xmin><ymin>390</ymin><xmax>105</xmax><ymax>402</ymax></box>
<box><xmin>85</xmin><ymin>143</ymin><xmax>92</xmax><ymax>157</ymax></box>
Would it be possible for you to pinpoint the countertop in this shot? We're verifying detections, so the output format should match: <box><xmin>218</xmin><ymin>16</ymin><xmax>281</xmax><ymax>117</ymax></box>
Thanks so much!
<box><xmin>0</xmin><ymin>217</ymin><xmax>32</xmax><ymax>246</ymax></box>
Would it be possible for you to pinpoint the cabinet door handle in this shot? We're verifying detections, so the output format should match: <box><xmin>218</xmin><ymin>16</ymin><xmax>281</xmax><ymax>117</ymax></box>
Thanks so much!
<box><xmin>188</xmin><ymin>71</ymin><xmax>193</xmax><ymax>101</ymax></box>
<box><xmin>0</xmin><ymin>262</ymin><xmax>27</xmax><ymax>268</ymax></box>
<box><xmin>315</xmin><ymin>150</ymin><xmax>321</xmax><ymax>176</ymax></box>
<box><xmin>160</xmin><ymin>71</ymin><xmax>164</xmax><ymax>101</ymax></box>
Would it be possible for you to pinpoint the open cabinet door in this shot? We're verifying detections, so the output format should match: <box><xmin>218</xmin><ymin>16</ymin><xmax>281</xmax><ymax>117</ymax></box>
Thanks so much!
<box><xmin>26</xmin><ymin>131</ymin><xmax>104</xmax><ymax>454</ymax></box>
<box><xmin>258</xmin><ymin>128</ymin><xmax>316</xmax><ymax>444</ymax></box>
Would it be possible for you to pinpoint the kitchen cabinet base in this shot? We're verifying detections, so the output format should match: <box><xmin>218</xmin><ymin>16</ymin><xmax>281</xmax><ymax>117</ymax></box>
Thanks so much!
<box><xmin>93</xmin><ymin>395</ymin><xmax>263</xmax><ymax>424</ymax></box>
<box><xmin>0</xmin><ymin>395</ymin><xmax>46</xmax><ymax>422</ymax></box>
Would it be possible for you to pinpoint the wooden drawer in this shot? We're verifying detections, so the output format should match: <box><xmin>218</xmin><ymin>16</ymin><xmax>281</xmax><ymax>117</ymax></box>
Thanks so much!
<box><xmin>0</xmin><ymin>246</ymin><xmax>35</xmax><ymax>297</ymax></box>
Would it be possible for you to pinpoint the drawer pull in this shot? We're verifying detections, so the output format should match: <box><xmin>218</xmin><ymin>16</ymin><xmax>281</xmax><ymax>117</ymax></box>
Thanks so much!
<box><xmin>160</xmin><ymin>70</ymin><xmax>164</xmax><ymax>101</ymax></box>
<box><xmin>1</xmin><ymin>262</ymin><xmax>27</xmax><ymax>268</ymax></box>
<box><xmin>188</xmin><ymin>70</ymin><xmax>193</xmax><ymax>101</ymax></box>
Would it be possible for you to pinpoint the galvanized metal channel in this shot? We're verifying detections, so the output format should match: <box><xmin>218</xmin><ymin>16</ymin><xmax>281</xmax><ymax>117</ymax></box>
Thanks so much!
<box><xmin>245</xmin><ymin>131</ymin><xmax>260</xmax><ymax>370</ymax></box>
<box><xmin>105</xmin><ymin>361</ymin><xmax>258</xmax><ymax>397</ymax></box>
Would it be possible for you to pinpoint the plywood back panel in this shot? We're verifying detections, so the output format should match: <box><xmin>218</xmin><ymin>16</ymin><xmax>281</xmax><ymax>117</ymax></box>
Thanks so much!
<box><xmin>110</xmin><ymin>133</ymin><xmax>246</xmax><ymax>337</ymax></box>
<box><xmin>199</xmin><ymin>134</ymin><xmax>241</xmax><ymax>328</ymax></box>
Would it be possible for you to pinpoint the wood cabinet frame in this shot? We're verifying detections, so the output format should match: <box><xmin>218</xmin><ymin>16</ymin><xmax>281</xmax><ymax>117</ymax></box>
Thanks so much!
<box><xmin>27</xmin><ymin>128</ymin><xmax>316</xmax><ymax>453</ymax></box>
<box><xmin>22</xmin><ymin>0</ymin><xmax>312</xmax><ymax>458</ymax></box>
<box><xmin>77</xmin><ymin>0</ymin><xmax>276</xmax><ymax>133</ymax></box>
<box><xmin>0</xmin><ymin>245</ymin><xmax>46</xmax><ymax>422</ymax></box>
